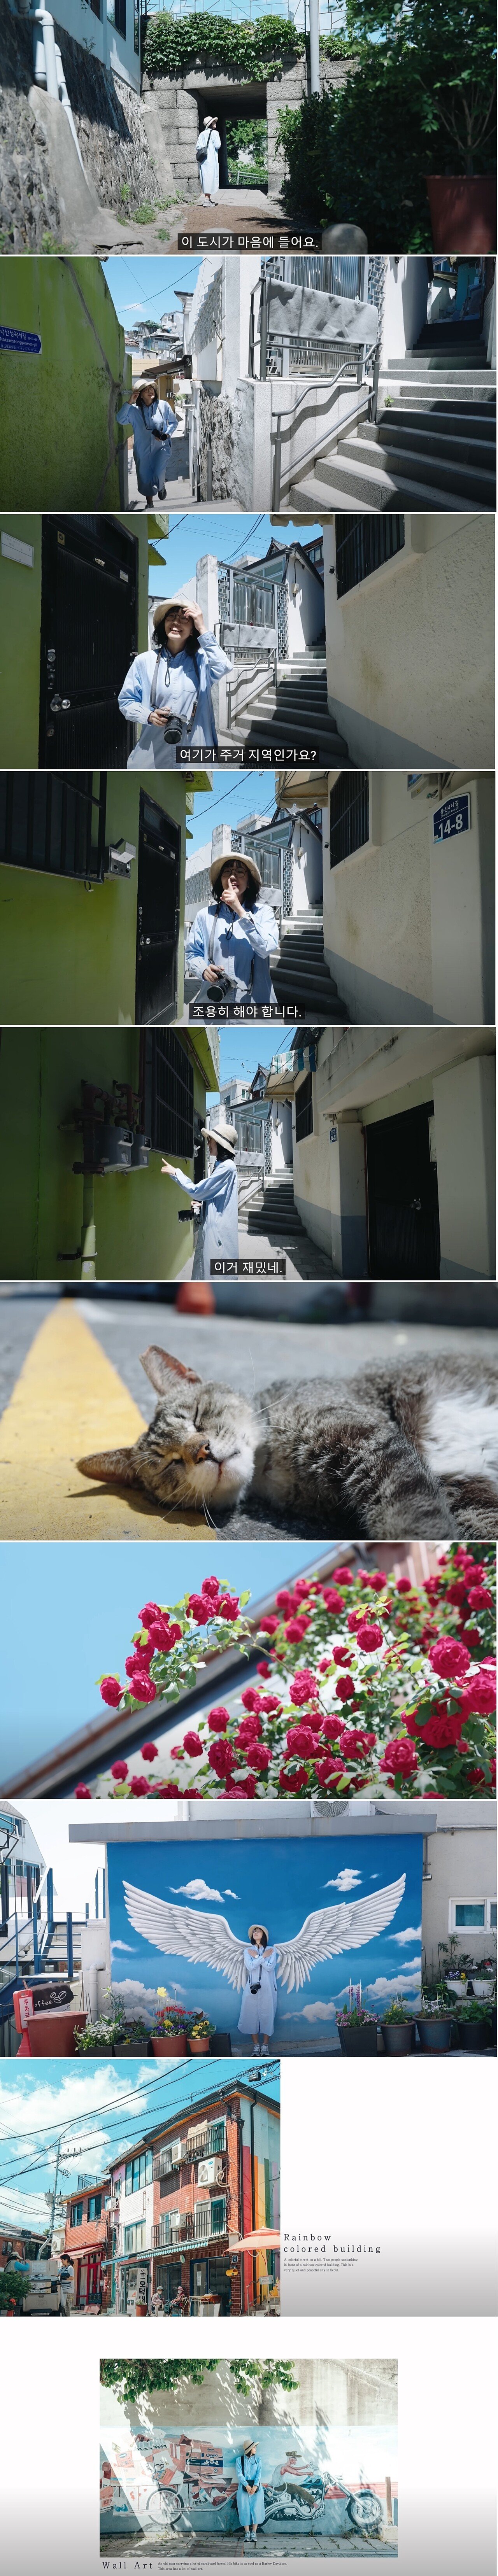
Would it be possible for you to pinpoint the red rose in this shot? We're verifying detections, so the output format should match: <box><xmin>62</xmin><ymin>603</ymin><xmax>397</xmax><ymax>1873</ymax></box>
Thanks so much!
<box><xmin>286</xmin><ymin>1724</ymin><xmax>319</xmax><ymax>1756</ymax></box>
<box><xmin>257</xmin><ymin>1660</ymin><xmax>272</xmax><ymax>1677</ymax></box>
<box><xmin>293</xmin><ymin>1577</ymin><xmax>315</xmax><ymax>1598</ymax></box>
<box><xmin>460</xmin><ymin>1625</ymin><xmax>482</xmax><ymax>1650</ymax></box>
<box><xmin>445</xmin><ymin>1580</ymin><xmax>468</xmax><ymax>1606</ymax></box>
<box><xmin>100</xmin><ymin>1676</ymin><xmax>123</xmax><ymax>1708</ymax></box>
<box><xmin>321</xmin><ymin>1588</ymin><xmax>344</xmax><ymax>1614</ymax></box>
<box><xmin>279</xmin><ymin>1763</ymin><xmax>309</xmax><ymax>1791</ymax></box>
<box><xmin>333</xmin><ymin>1567</ymin><xmax>352</xmax><ymax>1585</ymax></box>
<box><xmin>183</xmin><ymin>1732</ymin><xmax>203</xmax><ymax>1756</ymax></box>
<box><xmin>458</xmin><ymin>1673</ymin><xmax>496</xmax><ymax>1718</ymax></box>
<box><xmin>335</xmin><ymin>1674</ymin><xmax>357</xmax><ymax>1702</ymax></box>
<box><xmin>75</xmin><ymin>1783</ymin><xmax>92</xmax><ymax>1798</ymax></box>
<box><xmin>275</xmin><ymin>1588</ymin><xmax>296</xmax><ymax>1613</ymax></box>
<box><xmin>288</xmin><ymin>1671</ymin><xmax>319</xmax><ymax>1706</ymax></box>
<box><xmin>318</xmin><ymin>1659</ymin><xmax>333</xmax><ymax>1674</ymax></box>
<box><xmin>363</xmin><ymin>1570</ymin><xmax>387</xmax><ymax>1592</ymax></box>
<box><xmin>355</xmin><ymin>1619</ymin><xmax>383</xmax><ymax>1650</ymax></box>
<box><xmin>219</xmin><ymin>1785</ymin><xmax>253</xmax><ymax>1800</ymax></box>
<box><xmin>467</xmin><ymin>1585</ymin><xmax>493</xmax><ymax>1611</ymax></box>
<box><xmin>207</xmin><ymin>1705</ymin><xmax>230</xmax><ymax>1733</ymax></box>
<box><xmin>318</xmin><ymin>1717</ymin><xmax>340</xmax><ymax>1742</ymax></box>
<box><xmin>140</xmin><ymin>1742</ymin><xmax>158</xmax><ymax>1761</ymax></box>
<box><xmin>139</xmin><ymin>1601</ymin><xmax>161</xmax><ymax>1624</ymax></box>
<box><xmin>429</xmin><ymin>1639</ymin><xmax>470</xmax><ymax>1679</ymax></box>
<box><xmin>417</xmin><ymin>1709</ymin><xmax>464</xmax><ymax>1749</ymax></box>
<box><xmin>218</xmin><ymin>1595</ymin><xmax>240</xmax><ymax>1621</ymax></box>
<box><xmin>332</xmin><ymin>1647</ymin><xmax>352</xmax><ymax>1667</ymax></box>
<box><xmin>208</xmin><ymin>1740</ymin><xmax>237</xmax><ymax>1779</ymax></box>
<box><xmin>156</xmin><ymin>1781</ymin><xmax>182</xmax><ymax>1800</ymax></box>
<box><xmin>249</xmin><ymin>1745</ymin><xmax>271</xmax><ymax>1773</ymax></box>
<box><xmin>314</xmin><ymin>1758</ymin><xmax>350</xmax><ymax>1787</ymax></box>
<box><xmin>241</xmin><ymin>1688</ymin><xmax>263</xmax><ymax>1714</ymax></box>
<box><xmin>465</xmin><ymin>1768</ymin><xmax>486</xmax><ymax>1788</ymax></box>
<box><xmin>111</xmin><ymin>1760</ymin><xmax>128</xmax><ymax>1780</ymax></box>
<box><xmin>126</xmin><ymin>1669</ymin><xmax>157</xmax><ymax>1705</ymax></box>
<box><xmin>201</xmin><ymin>1576</ymin><xmax>221</xmax><ymax>1598</ymax></box>
<box><xmin>379</xmin><ymin>1739</ymin><xmax>419</xmax><ymax>1777</ymax></box>
<box><xmin>337</xmin><ymin>1727</ymin><xmax>376</xmax><ymax>1755</ymax></box>
<box><xmin>284</xmin><ymin>1617</ymin><xmax>310</xmax><ymax>1641</ymax></box>
<box><xmin>127</xmin><ymin>1776</ymin><xmax>153</xmax><ymax>1796</ymax></box>
<box><xmin>258</xmin><ymin>1694</ymin><xmax>282</xmax><ymax>1715</ymax></box>
<box><xmin>395</xmin><ymin>1578</ymin><xmax>413</xmax><ymax>1594</ymax></box>
<box><xmin>258</xmin><ymin>1615</ymin><xmax>280</xmax><ymax>1635</ymax></box>
<box><xmin>187</xmin><ymin>1594</ymin><xmax>212</xmax><ymax>1624</ymax></box>
<box><xmin>347</xmin><ymin>1609</ymin><xmax>362</xmax><ymax>1632</ymax></box>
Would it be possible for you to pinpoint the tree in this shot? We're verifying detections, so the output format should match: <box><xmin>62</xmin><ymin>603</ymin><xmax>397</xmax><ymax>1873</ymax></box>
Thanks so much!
<box><xmin>277</xmin><ymin>0</ymin><xmax>495</xmax><ymax>238</ymax></box>
<box><xmin>100</xmin><ymin>2359</ymin><xmax>298</xmax><ymax>2408</ymax></box>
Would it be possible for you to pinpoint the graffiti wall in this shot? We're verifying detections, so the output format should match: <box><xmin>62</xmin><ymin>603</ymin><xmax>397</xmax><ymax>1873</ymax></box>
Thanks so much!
<box><xmin>106</xmin><ymin>1833</ymin><xmax>423</xmax><ymax>2048</ymax></box>
<box><xmin>100</xmin><ymin>2424</ymin><xmax>398</xmax><ymax>2545</ymax></box>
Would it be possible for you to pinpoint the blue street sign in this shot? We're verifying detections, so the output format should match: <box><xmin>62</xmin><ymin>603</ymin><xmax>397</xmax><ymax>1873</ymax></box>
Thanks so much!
<box><xmin>433</xmin><ymin>793</ymin><xmax>470</xmax><ymax>842</ymax></box>
<box><xmin>0</xmin><ymin>326</ymin><xmax>42</xmax><ymax>354</ymax></box>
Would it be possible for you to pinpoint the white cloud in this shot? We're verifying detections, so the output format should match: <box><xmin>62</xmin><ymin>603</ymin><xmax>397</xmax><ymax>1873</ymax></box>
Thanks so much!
<box><xmin>364</xmin><ymin>1968</ymin><xmax>422</xmax><ymax>2002</ymax></box>
<box><xmin>224</xmin><ymin>1889</ymin><xmax>239</xmax><ymax>1901</ymax></box>
<box><xmin>300</xmin><ymin>2000</ymin><xmax>338</xmax><ymax>2023</ymax></box>
<box><xmin>110</xmin><ymin>1940</ymin><xmax>135</xmax><ymax>1953</ymax></box>
<box><xmin>170</xmin><ymin>1879</ymin><xmax>225</xmax><ymax>1902</ymax></box>
<box><xmin>324</xmin><ymin>1870</ymin><xmax>362</xmax><ymax>1893</ymax></box>
<box><xmin>389</xmin><ymin>1926</ymin><xmax>423</xmax><ymax>1946</ymax></box>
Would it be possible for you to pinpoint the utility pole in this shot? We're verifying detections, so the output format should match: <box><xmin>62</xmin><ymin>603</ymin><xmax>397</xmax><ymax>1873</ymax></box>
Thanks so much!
<box><xmin>49</xmin><ymin>2138</ymin><xmax>62</xmax><ymax>2251</ymax></box>
<box><xmin>309</xmin><ymin>0</ymin><xmax>321</xmax><ymax>93</ymax></box>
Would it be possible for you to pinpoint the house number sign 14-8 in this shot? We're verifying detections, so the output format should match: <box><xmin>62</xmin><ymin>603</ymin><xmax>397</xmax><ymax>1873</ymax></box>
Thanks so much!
<box><xmin>432</xmin><ymin>793</ymin><xmax>470</xmax><ymax>841</ymax></box>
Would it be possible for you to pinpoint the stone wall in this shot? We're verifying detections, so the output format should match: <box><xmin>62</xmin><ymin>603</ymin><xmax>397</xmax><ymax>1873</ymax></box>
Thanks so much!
<box><xmin>0</xmin><ymin>0</ymin><xmax>163</xmax><ymax>247</ymax></box>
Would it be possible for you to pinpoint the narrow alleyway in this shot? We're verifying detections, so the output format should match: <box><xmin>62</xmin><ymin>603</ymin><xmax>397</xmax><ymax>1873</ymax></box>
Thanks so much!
<box><xmin>126</xmin><ymin>420</ymin><xmax>191</xmax><ymax>508</ymax></box>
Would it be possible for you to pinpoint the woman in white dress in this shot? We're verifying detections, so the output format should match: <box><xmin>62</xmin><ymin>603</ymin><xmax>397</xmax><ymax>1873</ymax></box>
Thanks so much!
<box><xmin>237</xmin><ymin>1925</ymin><xmax>278</xmax><ymax>2055</ymax></box>
<box><xmin>196</xmin><ymin>116</ymin><xmax>221</xmax><ymax>203</ymax></box>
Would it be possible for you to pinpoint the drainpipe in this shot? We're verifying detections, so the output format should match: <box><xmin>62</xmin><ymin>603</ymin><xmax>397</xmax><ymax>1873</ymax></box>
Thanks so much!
<box><xmin>30</xmin><ymin>8</ymin><xmax>87</xmax><ymax>175</ymax></box>
<box><xmin>81</xmin><ymin>1172</ymin><xmax>96</xmax><ymax>1282</ymax></box>
<box><xmin>309</xmin><ymin>0</ymin><xmax>321</xmax><ymax>96</ymax></box>
<box><xmin>249</xmin><ymin>2097</ymin><xmax>257</xmax><ymax>2315</ymax></box>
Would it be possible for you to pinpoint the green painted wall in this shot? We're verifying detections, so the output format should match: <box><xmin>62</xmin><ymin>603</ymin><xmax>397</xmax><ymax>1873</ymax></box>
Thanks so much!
<box><xmin>0</xmin><ymin>774</ymin><xmax>189</xmax><ymax>1026</ymax></box>
<box><xmin>0</xmin><ymin>1030</ymin><xmax>217</xmax><ymax>1282</ymax></box>
<box><xmin>0</xmin><ymin>510</ymin><xmax>149</xmax><ymax>778</ymax></box>
<box><xmin>0</xmin><ymin>259</ymin><xmax>131</xmax><ymax>510</ymax></box>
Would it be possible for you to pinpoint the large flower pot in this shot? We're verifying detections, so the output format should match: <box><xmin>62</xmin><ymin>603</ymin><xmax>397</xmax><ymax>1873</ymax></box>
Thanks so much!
<box><xmin>416</xmin><ymin>2017</ymin><xmax>453</xmax><ymax>2052</ymax></box>
<box><xmin>188</xmin><ymin>2036</ymin><xmax>211</xmax><ymax>2055</ymax></box>
<box><xmin>151</xmin><ymin>2034</ymin><xmax>188</xmax><ymax>2057</ymax></box>
<box><xmin>455</xmin><ymin>2017</ymin><xmax>494</xmax><ymax>2052</ymax></box>
<box><xmin>112</xmin><ymin>2039</ymin><xmax>151</xmax><ymax>2057</ymax></box>
<box><xmin>381</xmin><ymin>2023</ymin><xmax>416</xmax><ymax>2055</ymax></box>
<box><xmin>338</xmin><ymin>2026</ymin><xmax>378</xmax><ymax>2056</ymax></box>
<box><xmin>135</xmin><ymin>2302</ymin><xmax>148</xmax><ymax>2317</ymax></box>
<box><xmin>426</xmin><ymin>175</ymin><xmax>497</xmax><ymax>252</ymax></box>
<box><xmin>22</xmin><ymin>2010</ymin><xmax>87</xmax><ymax>2058</ymax></box>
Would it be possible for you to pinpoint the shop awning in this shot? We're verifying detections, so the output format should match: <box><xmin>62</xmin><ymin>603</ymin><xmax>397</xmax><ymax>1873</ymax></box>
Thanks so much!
<box><xmin>229</xmin><ymin>2229</ymin><xmax>280</xmax><ymax>2252</ymax></box>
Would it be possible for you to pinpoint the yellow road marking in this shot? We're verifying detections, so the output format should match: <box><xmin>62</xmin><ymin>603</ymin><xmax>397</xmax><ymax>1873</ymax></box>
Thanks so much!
<box><xmin>0</xmin><ymin>1305</ymin><xmax>212</xmax><ymax>1540</ymax></box>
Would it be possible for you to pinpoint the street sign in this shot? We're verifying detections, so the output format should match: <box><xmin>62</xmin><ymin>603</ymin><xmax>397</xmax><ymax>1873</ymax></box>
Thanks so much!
<box><xmin>0</xmin><ymin>326</ymin><xmax>42</xmax><ymax>354</ymax></box>
<box><xmin>16</xmin><ymin>1982</ymin><xmax>74</xmax><ymax>2018</ymax></box>
<box><xmin>432</xmin><ymin>793</ymin><xmax>470</xmax><ymax>842</ymax></box>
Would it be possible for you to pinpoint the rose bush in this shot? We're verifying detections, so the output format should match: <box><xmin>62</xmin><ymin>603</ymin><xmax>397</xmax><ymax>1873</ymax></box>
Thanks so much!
<box><xmin>78</xmin><ymin>1548</ymin><xmax>496</xmax><ymax>1802</ymax></box>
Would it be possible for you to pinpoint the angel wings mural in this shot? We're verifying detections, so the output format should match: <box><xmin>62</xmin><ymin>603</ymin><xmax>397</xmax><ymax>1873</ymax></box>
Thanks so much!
<box><xmin>121</xmin><ymin>1873</ymin><xmax>407</xmax><ymax>2000</ymax></box>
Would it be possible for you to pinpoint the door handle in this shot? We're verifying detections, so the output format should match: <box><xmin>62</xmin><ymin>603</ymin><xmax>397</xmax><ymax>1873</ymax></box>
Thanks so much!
<box><xmin>50</xmin><ymin>695</ymin><xmax>71</xmax><ymax>712</ymax></box>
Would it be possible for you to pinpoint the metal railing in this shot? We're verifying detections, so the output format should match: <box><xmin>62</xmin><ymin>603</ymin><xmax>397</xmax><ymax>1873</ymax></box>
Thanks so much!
<box><xmin>153</xmin><ymin>2125</ymin><xmax>226</xmax><ymax>2180</ymax></box>
<box><xmin>270</xmin><ymin>351</ymin><xmax>381</xmax><ymax>509</ymax></box>
<box><xmin>226</xmin><ymin>653</ymin><xmax>277</xmax><ymax>732</ymax></box>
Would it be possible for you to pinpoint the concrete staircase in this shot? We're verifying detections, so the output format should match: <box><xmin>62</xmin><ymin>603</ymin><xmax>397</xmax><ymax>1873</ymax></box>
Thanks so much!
<box><xmin>287</xmin><ymin>322</ymin><xmax>496</xmax><ymax>512</ymax></box>
<box><xmin>271</xmin><ymin>911</ymin><xmax>349</xmax><ymax>1017</ymax></box>
<box><xmin>244</xmin><ymin>1173</ymin><xmax>309</xmax><ymax>1243</ymax></box>
<box><xmin>230</xmin><ymin>651</ymin><xmax>351</xmax><ymax>763</ymax></box>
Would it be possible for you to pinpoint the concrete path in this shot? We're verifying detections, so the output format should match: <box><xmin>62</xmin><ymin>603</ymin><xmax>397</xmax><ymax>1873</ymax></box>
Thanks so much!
<box><xmin>1</xmin><ymin>1292</ymin><xmax>495</xmax><ymax>1543</ymax></box>
<box><xmin>98</xmin><ymin>2531</ymin><xmax>397</xmax><ymax>2559</ymax></box>
<box><xmin>126</xmin><ymin>424</ymin><xmax>191</xmax><ymax>510</ymax></box>
<box><xmin>61</xmin><ymin>187</ymin><xmax>286</xmax><ymax>256</ymax></box>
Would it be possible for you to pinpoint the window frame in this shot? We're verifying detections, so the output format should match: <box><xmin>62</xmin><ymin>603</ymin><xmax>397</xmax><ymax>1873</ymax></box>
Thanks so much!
<box><xmin>335</xmin><ymin>515</ymin><xmax>405</xmax><ymax>602</ymax></box>
<box><xmin>295</xmin><ymin>1068</ymin><xmax>313</xmax><ymax>1143</ymax></box>
<box><xmin>449</xmin><ymin>1898</ymin><xmax>496</xmax><ymax>1933</ymax></box>
<box><xmin>330</xmin><ymin>772</ymin><xmax>369</xmax><ymax>870</ymax></box>
<box><xmin>0</xmin><ymin>772</ymin><xmax>107</xmax><ymax>882</ymax></box>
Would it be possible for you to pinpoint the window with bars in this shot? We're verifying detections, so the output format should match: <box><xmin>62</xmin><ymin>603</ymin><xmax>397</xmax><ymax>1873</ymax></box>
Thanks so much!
<box><xmin>295</xmin><ymin>1070</ymin><xmax>313</xmax><ymax>1141</ymax></box>
<box><xmin>145</xmin><ymin>1032</ymin><xmax>194</xmax><ymax>1159</ymax></box>
<box><xmin>0</xmin><ymin>773</ymin><xmax>107</xmax><ymax>879</ymax></box>
<box><xmin>330</xmin><ymin>774</ymin><xmax>369</xmax><ymax>869</ymax></box>
<box><xmin>335</xmin><ymin>516</ymin><xmax>405</xmax><ymax>600</ymax></box>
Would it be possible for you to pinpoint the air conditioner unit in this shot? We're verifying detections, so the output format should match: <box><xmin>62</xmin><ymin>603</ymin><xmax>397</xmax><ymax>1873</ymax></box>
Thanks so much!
<box><xmin>198</xmin><ymin>2157</ymin><xmax>223</xmax><ymax>2186</ymax></box>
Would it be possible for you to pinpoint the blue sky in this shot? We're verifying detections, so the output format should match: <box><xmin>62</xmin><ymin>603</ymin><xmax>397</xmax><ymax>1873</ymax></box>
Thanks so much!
<box><xmin>148</xmin><ymin>514</ymin><xmax>322</xmax><ymax>598</ymax></box>
<box><xmin>0</xmin><ymin>1541</ymin><xmax>322</xmax><ymax>1770</ymax></box>
<box><xmin>188</xmin><ymin>770</ymin><xmax>279</xmax><ymax>855</ymax></box>
<box><xmin>206</xmin><ymin>1025</ymin><xmax>295</xmax><ymax>1097</ymax></box>
<box><xmin>0</xmin><ymin>2056</ymin><xmax>279</xmax><ymax>2229</ymax></box>
<box><xmin>146</xmin><ymin>1</ymin><xmax>340</xmax><ymax>25</ymax></box>
<box><xmin>107</xmin><ymin>1833</ymin><xmax>423</xmax><ymax>2043</ymax></box>
<box><xmin>102</xmin><ymin>256</ymin><xmax>201</xmax><ymax>328</ymax></box>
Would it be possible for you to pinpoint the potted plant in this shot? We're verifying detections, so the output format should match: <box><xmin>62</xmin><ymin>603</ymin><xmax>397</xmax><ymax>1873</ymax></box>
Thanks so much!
<box><xmin>112</xmin><ymin>2019</ymin><xmax>151</xmax><ymax>2058</ymax></box>
<box><xmin>381</xmin><ymin>2000</ymin><xmax>416</xmax><ymax>2056</ymax></box>
<box><xmin>416</xmin><ymin>1989</ymin><xmax>455</xmax><ymax>2052</ymax></box>
<box><xmin>454</xmin><ymin>1998</ymin><xmax>495</xmax><ymax>2052</ymax></box>
<box><xmin>337</xmin><ymin>1985</ymin><xmax>378</xmax><ymax>2057</ymax></box>
<box><xmin>423</xmin><ymin>0</ymin><xmax>497</xmax><ymax>250</ymax></box>
<box><xmin>188</xmin><ymin>2016</ymin><xmax>216</xmax><ymax>2056</ymax></box>
<box><xmin>151</xmin><ymin>1995</ymin><xmax>189</xmax><ymax>2058</ymax></box>
<box><xmin>0</xmin><ymin>2265</ymin><xmax>30</xmax><ymax>2314</ymax></box>
<box><xmin>74</xmin><ymin>2021</ymin><xmax>114</xmax><ymax>2056</ymax></box>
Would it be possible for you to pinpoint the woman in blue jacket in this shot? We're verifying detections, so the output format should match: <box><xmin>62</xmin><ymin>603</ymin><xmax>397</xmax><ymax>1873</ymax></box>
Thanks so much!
<box><xmin>161</xmin><ymin>1116</ymin><xmax>238</xmax><ymax>1278</ymax></box>
<box><xmin>119</xmin><ymin>596</ymin><xmax>232</xmax><ymax>770</ymax></box>
<box><xmin>235</xmin><ymin>2445</ymin><xmax>265</xmax><ymax>2549</ymax></box>
<box><xmin>185</xmin><ymin>851</ymin><xmax>279</xmax><ymax>1006</ymax></box>
<box><xmin>116</xmin><ymin>380</ymin><xmax>181</xmax><ymax>504</ymax></box>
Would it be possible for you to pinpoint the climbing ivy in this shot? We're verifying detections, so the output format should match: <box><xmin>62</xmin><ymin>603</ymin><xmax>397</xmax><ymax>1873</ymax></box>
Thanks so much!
<box><xmin>143</xmin><ymin>13</ymin><xmax>302</xmax><ymax>80</ymax></box>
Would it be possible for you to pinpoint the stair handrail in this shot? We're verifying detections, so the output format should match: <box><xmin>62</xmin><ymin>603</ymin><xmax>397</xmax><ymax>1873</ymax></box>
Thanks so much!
<box><xmin>271</xmin><ymin>354</ymin><xmax>379</xmax><ymax>507</ymax></box>
<box><xmin>226</xmin><ymin>651</ymin><xmax>277</xmax><ymax>733</ymax></box>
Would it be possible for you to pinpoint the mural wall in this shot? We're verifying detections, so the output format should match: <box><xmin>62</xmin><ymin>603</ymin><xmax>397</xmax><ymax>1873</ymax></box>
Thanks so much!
<box><xmin>100</xmin><ymin>2424</ymin><xmax>398</xmax><ymax>2545</ymax></box>
<box><xmin>106</xmin><ymin>1834</ymin><xmax>423</xmax><ymax>2047</ymax></box>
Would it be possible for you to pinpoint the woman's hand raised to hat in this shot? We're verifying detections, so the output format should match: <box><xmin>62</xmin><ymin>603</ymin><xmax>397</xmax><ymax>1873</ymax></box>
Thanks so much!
<box><xmin>190</xmin><ymin>606</ymin><xmax>205</xmax><ymax>635</ymax></box>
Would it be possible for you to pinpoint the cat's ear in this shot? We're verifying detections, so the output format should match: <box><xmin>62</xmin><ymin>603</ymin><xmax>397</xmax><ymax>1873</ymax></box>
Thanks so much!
<box><xmin>140</xmin><ymin>1344</ymin><xmax>202</xmax><ymax>1393</ymax></box>
<box><xmin>77</xmin><ymin>1446</ymin><xmax>140</xmax><ymax>1487</ymax></box>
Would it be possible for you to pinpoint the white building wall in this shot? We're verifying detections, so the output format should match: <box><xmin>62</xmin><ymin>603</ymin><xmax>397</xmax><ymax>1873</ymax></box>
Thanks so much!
<box><xmin>292</xmin><ymin>817</ymin><xmax>323</xmax><ymax>910</ymax></box>
<box><xmin>322</xmin><ymin>516</ymin><xmax>495</xmax><ymax>769</ymax></box>
<box><xmin>323</xmin><ymin>770</ymin><xmax>495</xmax><ymax>1025</ymax></box>
<box><xmin>380</xmin><ymin>258</ymin><xmax>429</xmax><ymax>364</ymax></box>
<box><xmin>286</xmin><ymin>552</ymin><xmax>325</xmax><ymax>653</ymax></box>
<box><xmin>432</xmin><ymin>1053</ymin><xmax>496</xmax><ymax>1277</ymax></box>
<box><xmin>422</xmin><ymin>1826</ymin><xmax>496</xmax><ymax>1969</ymax></box>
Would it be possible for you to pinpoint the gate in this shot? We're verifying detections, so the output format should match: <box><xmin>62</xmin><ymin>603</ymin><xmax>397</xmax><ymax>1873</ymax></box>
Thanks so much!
<box><xmin>39</xmin><ymin>517</ymin><xmax>139</xmax><ymax>769</ymax></box>
<box><xmin>135</xmin><ymin>792</ymin><xmax>182</xmax><ymax>1024</ymax></box>
<box><xmin>366</xmin><ymin>1102</ymin><xmax>441</xmax><ymax>1279</ymax></box>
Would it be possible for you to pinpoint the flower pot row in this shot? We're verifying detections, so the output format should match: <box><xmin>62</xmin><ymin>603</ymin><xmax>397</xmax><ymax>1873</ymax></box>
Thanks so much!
<box><xmin>338</xmin><ymin>2014</ymin><xmax>496</xmax><ymax>2056</ymax></box>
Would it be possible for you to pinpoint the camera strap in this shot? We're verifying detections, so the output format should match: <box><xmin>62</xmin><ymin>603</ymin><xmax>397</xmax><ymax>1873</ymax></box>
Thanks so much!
<box><xmin>149</xmin><ymin>648</ymin><xmax>199</xmax><ymax>739</ymax></box>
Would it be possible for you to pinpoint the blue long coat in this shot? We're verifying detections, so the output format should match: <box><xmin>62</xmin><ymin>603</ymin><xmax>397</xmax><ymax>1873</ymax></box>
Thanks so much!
<box><xmin>236</xmin><ymin>2454</ymin><xmax>265</xmax><ymax>2528</ymax></box>
<box><xmin>119</xmin><ymin>635</ymin><xmax>231</xmax><ymax>767</ymax></box>
<box><xmin>116</xmin><ymin>398</ymin><xmax>179</xmax><ymax>496</ymax></box>
<box><xmin>168</xmin><ymin>1157</ymin><xmax>238</xmax><ymax>1278</ymax></box>
<box><xmin>185</xmin><ymin>898</ymin><xmax>279</xmax><ymax>1005</ymax></box>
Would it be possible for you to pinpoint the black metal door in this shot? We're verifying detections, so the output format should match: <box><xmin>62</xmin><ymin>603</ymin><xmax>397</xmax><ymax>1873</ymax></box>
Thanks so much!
<box><xmin>135</xmin><ymin>790</ymin><xmax>182</xmax><ymax>1023</ymax></box>
<box><xmin>366</xmin><ymin>1101</ymin><xmax>440</xmax><ymax>1278</ymax></box>
<box><xmin>39</xmin><ymin>517</ymin><xmax>138</xmax><ymax>769</ymax></box>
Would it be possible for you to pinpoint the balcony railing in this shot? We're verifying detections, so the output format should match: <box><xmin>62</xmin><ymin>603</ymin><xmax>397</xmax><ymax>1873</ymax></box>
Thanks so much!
<box><xmin>152</xmin><ymin>2201</ymin><xmax>227</xmax><ymax>2251</ymax></box>
<box><xmin>153</xmin><ymin>2124</ymin><xmax>225</xmax><ymax>2180</ymax></box>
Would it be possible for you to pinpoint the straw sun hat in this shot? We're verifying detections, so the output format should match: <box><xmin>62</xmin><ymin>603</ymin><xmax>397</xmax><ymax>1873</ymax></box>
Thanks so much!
<box><xmin>209</xmin><ymin>850</ymin><xmax>262</xmax><ymax>891</ymax></box>
<box><xmin>248</xmin><ymin>1923</ymin><xmax>269</xmax><ymax>1941</ymax></box>
<box><xmin>202</xmin><ymin>1117</ymin><xmax>238</xmax><ymax>1157</ymax></box>
<box><xmin>152</xmin><ymin>597</ymin><xmax>200</xmax><ymax>630</ymax></box>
